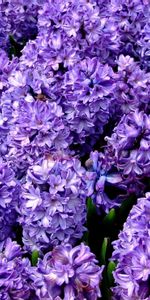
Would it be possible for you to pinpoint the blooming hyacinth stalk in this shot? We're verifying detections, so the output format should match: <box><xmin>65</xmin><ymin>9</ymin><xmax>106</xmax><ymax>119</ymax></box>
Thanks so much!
<box><xmin>85</xmin><ymin>151</ymin><xmax>126</xmax><ymax>213</ymax></box>
<box><xmin>110</xmin><ymin>55</ymin><xmax>150</xmax><ymax>119</ymax></box>
<box><xmin>109</xmin><ymin>0</ymin><xmax>150</xmax><ymax>70</ymax></box>
<box><xmin>5</xmin><ymin>97</ymin><xmax>71</xmax><ymax>174</ymax></box>
<box><xmin>0</xmin><ymin>238</ymin><xmax>38</xmax><ymax>299</ymax></box>
<box><xmin>18</xmin><ymin>152</ymin><xmax>87</xmax><ymax>251</ymax></box>
<box><xmin>86</xmin><ymin>109</ymin><xmax>150</xmax><ymax>213</ymax></box>
<box><xmin>32</xmin><ymin>242</ymin><xmax>104</xmax><ymax>300</ymax></box>
<box><xmin>105</xmin><ymin>110</ymin><xmax>150</xmax><ymax>195</ymax></box>
<box><xmin>60</xmin><ymin>57</ymin><xmax>116</xmax><ymax>150</ymax></box>
<box><xmin>112</xmin><ymin>193</ymin><xmax>150</xmax><ymax>299</ymax></box>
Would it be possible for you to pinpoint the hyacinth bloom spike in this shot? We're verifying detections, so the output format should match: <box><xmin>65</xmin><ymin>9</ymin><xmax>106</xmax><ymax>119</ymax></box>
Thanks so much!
<box><xmin>18</xmin><ymin>152</ymin><xmax>87</xmax><ymax>251</ymax></box>
<box><xmin>112</xmin><ymin>193</ymin><xmax>150</xmax><ymax>299</ymax></box>
<box><xmin>31</xmin><ymin>243</ymin><xmax>104</xmax><ymax>300</ymax></box>
<box><xmin>86</xmin><ymin>151</ymin><xmax>127</xmax><ymax>212</ymax></box>
<box><xmin>0</xmin><ymin>238</ymin><xmax>38</xmax><ymax>299</ymax></box>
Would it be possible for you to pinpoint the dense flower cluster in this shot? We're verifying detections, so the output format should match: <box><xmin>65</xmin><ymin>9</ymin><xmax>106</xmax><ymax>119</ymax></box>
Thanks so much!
<box><xmin>86</xmin><ymin>151</ymin><xmax>125</xmax><ymax>212</ymax></box>
<box><xmin>0</xmin><ymin>238</ymin><xmax>38</xmax><ymax>299</ymax></box>
<box><xmin>32</xmin><ymin>242</ymin><xmax>104</xmax><ymax>300</ymax></box>
<box><xmin>18</xmin><ymin>153</ymin><xmax>87</xmax><ymax>251</ymax></box>
<box><xmin>0</xmin><ymin>0</ymin><xmax>46</xmax><ymax>55</ymax></box>
<box><xmin>1</xmin><ymin>0</ymin><xmax>150</xmax><ymax>155</ymax></box>
<box><xmin>60</xmin><ymin>57</ymin><xmax>115</xmax><ymax>147</ymax></box>
<box><xmin>86</xmin><ymin>110</ymin><xmax>150</xmax><ymax>212</ymax></box>
<box><xmin>110</xmin><ymin>55</ymin><xmax>150</xmax><ymax>118</ymax></box>
<box><xmin>6</xmin><ymin>98</ymin><xmax>71</xmax><ymax>174</ymax></box>
<box><xmin>112</xmin><ymin>193</ymin><xmax>150</xmax><ymax>299</ymax></box>
<box><xmin>0</xmin><ymin>49</ymin><xmax>18</xmax><ymax>97</ymax></box>
<box><xmin>106</xmin><ymin>110</ymin><xmax>150</xmax><ymax>175</ymax></box>
<box><xmin>109</xmin><ymin>0</ymin><xmax>150</xmax><ymax>70</ymax></box>
<box><xmin>0</xmin><ymin>0</ymin><xmax>150</xmax><ymax>298</ymax></box>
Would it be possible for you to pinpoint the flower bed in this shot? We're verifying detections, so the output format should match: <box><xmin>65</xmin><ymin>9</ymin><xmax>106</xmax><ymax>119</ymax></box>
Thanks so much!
<box><xmin>0</xmin><ymin>0</ymin><xmax>150</xmax><ymax>299</ymax></box>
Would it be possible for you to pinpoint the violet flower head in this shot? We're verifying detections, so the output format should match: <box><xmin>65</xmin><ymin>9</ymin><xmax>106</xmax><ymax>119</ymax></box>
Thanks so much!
<box><xmin>0</xmin><ymin>0</ymin><xmax>44</xmax><ymax>55</ymax></box>
<box><xmin>86</xmin><ymin>151</ymin><xmax>126</xmax><ymax>213</ymax></box>
<box><xmin>109</xmin><ymin>0</ymin><xmax>150</xmax><ymax>70</ymax></box>
<box><xmin>18</xmin><ymin>152</ymin><xmax>87</xmax><ymax>252</ymax></box>
<box><xmin>105</xmin><ymin>110</ymin><xmax>150</xmax><ymax>196</ymax></box>
<box><xmin>110</xmin><ymin>55</ymin><xmax>150</xmax><ymax>118</ymax></box>
<box><xmin>12</xmin><ymin>99</ymin><xmax>68</xmax><ymax>149</ymax></box>
<box><xmin>112</xmin><ymin>193</ymin><xmax>150</xmax><ymax>299</ymax></box>
<box><xmin>6</xmin><ymin>97</ymin><xmax>71</xmax><ymax>174</ymax></box>
<box><xmin>62</xmin><ymin>57</ymin><xmax>115</xmax><ymax>149</ymax></box>
<box><xmin>0</xmin><ymin>238</ymin><xmax>38</xmax><ymax>300</ymax></box>
<box><xmin>32</xmin><ymin>242</ymin><xmax>104</xmax><ymax>300</ymax></box>
<box><xmin>37</xmin><ymin>0</ymin><xmax>120</xmax><ymax>65</ymax></box>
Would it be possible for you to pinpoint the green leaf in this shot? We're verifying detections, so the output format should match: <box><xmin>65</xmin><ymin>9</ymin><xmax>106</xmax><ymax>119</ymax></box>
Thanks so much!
<box><xmin>100</xmin><ymin>237</ymin><xmax>109</xmax><ymax>265</ymax></box>
<box><xmin>107</xmin><ymin>261</ymin><xmax>116</xmax><ymax>287</ymax></box>
<box><xmin>102</xmin><ymin>208</ymin><xmax>116</xmax><ymax>225</ymax></box>
<box><xmin>31</xmin><ymin>250</ymin><xmax>39</xmax><ymax>266</ymax></box>
<box><xmin>101</xmin><ymin>267</ymin><xmax>112</xmax><ymax>300</ymax></box>
<box><xmin>87</xmin><ymin>197</ymin><xmax>97</xmax><ymax>219</ymax></box>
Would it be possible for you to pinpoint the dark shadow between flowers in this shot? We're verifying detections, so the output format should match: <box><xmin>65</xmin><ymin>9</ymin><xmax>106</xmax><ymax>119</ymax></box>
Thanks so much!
<box><xmin>82</xmin><ymin>192</ymin><xmax>137</xmax><ymax>300</ymax></box>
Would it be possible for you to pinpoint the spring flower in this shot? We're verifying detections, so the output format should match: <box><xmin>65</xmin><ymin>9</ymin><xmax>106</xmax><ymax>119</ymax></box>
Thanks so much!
<box><xmin>0</xmin><ymin>238</ymin><xmax>38</xmax><ymax>299</ymax></box>
<box><xmin>18</xmin><ymin>152</ymin><xmax>87</xmax><ymax>251</ymax></box>
<box><xmin>112</xmin><ymin>193</ymin><xmax>150</xmax><ymax>299</ymax></box>
<box><xmin>32</xmin><ymin>242</ymin><xmax>104</xmax><ymax>300</ymax></box>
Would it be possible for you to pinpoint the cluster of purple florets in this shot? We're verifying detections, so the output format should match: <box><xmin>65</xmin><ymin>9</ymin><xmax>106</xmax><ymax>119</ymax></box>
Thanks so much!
<box><xmin>112</xmin><ymin>193</ymin><xmax>150</xmax><ymax>299</ymax></box>
<box><xmin>1</xmin><ymin>0</ymin><xmax>150</xmax><ymax>299</ymax></box>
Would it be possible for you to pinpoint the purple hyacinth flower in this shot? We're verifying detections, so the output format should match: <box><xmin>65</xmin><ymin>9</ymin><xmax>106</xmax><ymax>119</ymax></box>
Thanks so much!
<box><xmin>0</xmin><ymin>238</ymin><xmax>38</xmax><ymax>299</ymax></box>
<box><xmin>112</xmin><ymin>193</ymin><xmax>150</xmax><ymax>299</ymax></box>
<box><xmin>86</xmin><ymin>151</ymin><xmax>126</xmax><ymax>213</ymax></box>
<box><xmin>31</xmin><ymin>242</ymin><xmax>104</xmax><ymax>300</ymax></box>
<box><xmin>105</xmin><ymin>110</ymin><xmax>150</xmax><ymax>177</ymax></box>
<box><xmin>18</xmin><ymin>152</ymin><xmax>87</xmax><ymax>252</ymax></box>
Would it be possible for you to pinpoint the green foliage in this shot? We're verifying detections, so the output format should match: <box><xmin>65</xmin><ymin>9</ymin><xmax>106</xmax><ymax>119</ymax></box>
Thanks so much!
<box><xmin>84</xmin><ymin>196</ymin><xmax>136</xmax><ymax>299</ymax></box>
<box><xmin>100</xmin><ymin>237</ymin><xmax>110</xmax><ymax>265</ymax></box>
<box><xmin>31</xmin><ymin>250</ymin><xmax>39</xmax><ymax>266</ymax></box>
<box><xmin>107</xmin><ymin>261</ymin><xmax>116</xmax><ymax>287</ymax></box>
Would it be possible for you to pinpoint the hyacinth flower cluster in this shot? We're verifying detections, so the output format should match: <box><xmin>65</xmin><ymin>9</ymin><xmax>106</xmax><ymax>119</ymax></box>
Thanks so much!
<box><xmin>105</xmin><ymin>110</ymin><xmax>150</xmax><ymax>189</ymax></box>
<box><xmin>32</xmin><ymin>242</ymin><xmax>104</xmax><ymax>300</ymax></box>
<box><xmin>0</xmin><ymin>238</ymin><xmax>103</xmax><ymax>300</ymax></box>
<box><xmin>18</xmin><ymin>153</ymin><xmax>87</xmax><ymax>252</ymax></box>
<box><xmin>6</xmin><ymin>97</ymin><xmax>71</xmax><ymax>174</ymax></box>
<box><xmin>109</xmin><ymin>0</ymin><xmax>150</xmax><ymax>70</ymax></box>
<box><xmin>1</xmin><ymin>0</ymin><xmax>150</xmax><ymax>155</ymax></box>
<box><xmin>0</xmin><ymin>0</ymin><xmax>47</xmax><ymax>56</ymax></box>
<box><xmin>110</xmin><ymin>54</ymin><xmax>150</xmax><ymax>118</ymax></box>
<box><xmin>86</xmin><ymin>109</ymin><xmax>150</xmax><ymax>212</ymax></box>
<box><xmin>85</xmin><ymin>151</ymin><xmax>125</xmax><ymax>213</ymax></box>
<box><xmin>106</xmin><ymin>110</ymin><xmax>150</xmax><ymax>177</ymax></box>
<box><xmin>0</xmin><ymin>238</ymin><xmax>38</xmax><ymax>300</ymax></box>
<box><xmin>1</xmin><ymin>0</ymin><xmax>150</xmax><ymax>299</ymax></box>
<box><xmin>60</xmin><ymin>57</ymin><xmax>116</xmax><ymax>148</ymax></box>
<box><xmin>111</xmin><ymin>193</ymin><xmax>150</xmax><ymax>299</ymax></box>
